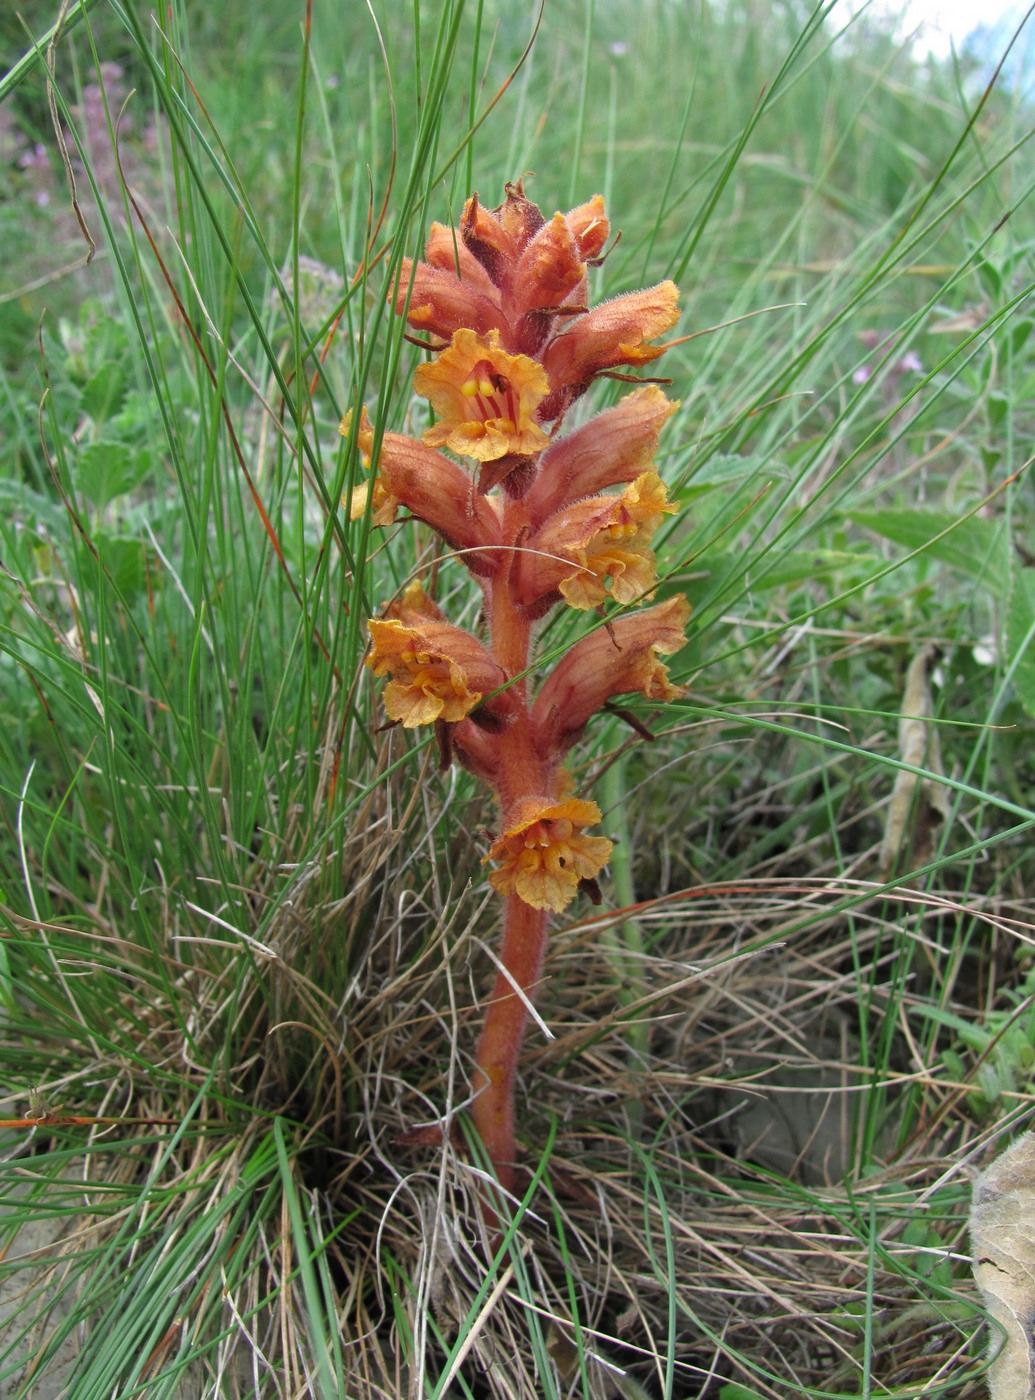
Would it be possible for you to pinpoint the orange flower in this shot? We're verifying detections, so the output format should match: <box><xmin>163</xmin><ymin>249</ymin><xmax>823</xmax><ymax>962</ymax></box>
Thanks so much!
<box><xmin>340</xmin><ymin>410</ymin><xmax>502</xmax><ymax>576</ymax></box>
<box><xmin>459</xmin><ymin>186</ymin><xmax>609</xmax><ymax>304</ymax></box>
<box><xmin>460</xmin><ymin>185</ymin><xmax>542</xmax><ymax>288</ymax></box>
<box><xmin>539</xmin><ymin>280</ymin><xmax>681</xmax><ymax>421</ymax></box>
<box><xmin>526</xmin><ymin>385</ymin><xmax>678</xmax><ymax>527</ymax></box>
<box><xmin>515</xmin><ymin>472</ymin><xmax>676</xmax><ymax>613</ymax></box>
<box><xmin>563</xmin><ymin>193</ymin><xmax>610</xmax><ymax>261</ymax></box>
<box><xmin>367</xmin><ymin>612</ymin><xmax>507</xmax><ymax>728</ymax></box>
<box><xmin>384</xmin><ymin>577</ymin><xmax>447</xmax><ymax>623</ymax></box>
<box><xmin>394</xmin><ymin>227</ymin><xmax>505</xmax><ymax>343</ymax></box>
<box><xmin>415</xmin><ymin>329</ymin><xmax>551</xmax><ymax>462</ymax></box>
<box><xmin>505</xmin><ymin>199</ymin><xmax>609</xmax><ymax>354</ymax></box>
<box><xmin>423</xmin><ymin>221</ymin><xmax>501</xmax><ymax>285</ymax></box>
<box><xmin>486</xmin><ymin>794</ymin><xmax>613</xmax><ymax>912</ymax></box>
<box><xmin>532</xmin><ymin>595</ymin><xmax>690</xmax><ymax>755</ymax></box>
<box><xmin>394</xmin><ymin>185</ymin><xmax>613</xmax><ymax>360</ymax></box>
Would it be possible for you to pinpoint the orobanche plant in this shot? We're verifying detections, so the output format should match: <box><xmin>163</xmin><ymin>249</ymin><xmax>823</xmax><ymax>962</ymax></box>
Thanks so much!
<box><xmin>345</xmin><ymin>180</ymin><xmax>687</xmax><ymax>1209</ymax></box>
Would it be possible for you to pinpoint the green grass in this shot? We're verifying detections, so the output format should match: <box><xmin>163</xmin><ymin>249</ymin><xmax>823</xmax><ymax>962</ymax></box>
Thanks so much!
<box><xmin>1</xmin><ymin>0</ymin><xmax>1033</xmax><ymax>1394</ymax></box>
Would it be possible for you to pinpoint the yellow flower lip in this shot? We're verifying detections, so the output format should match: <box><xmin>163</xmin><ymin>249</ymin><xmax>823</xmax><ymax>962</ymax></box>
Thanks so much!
<box><xmin>514</xmin><ymin>471</ymin><xmax>676</xmax><ymax>613</ymax></box>
<box><xmin>415</xmin><ymin>329</ymin><xmax>551</xmax><ymax>463</ymax></box>
<box><xmin>485</xmin><ymin>794</ymin><xmax>613</xmax><ymax>913</ymax></box>
<box><xmin>366</xmin><ymin>615</ymin><xmax>507</xmax><ymax>729</ymax></box>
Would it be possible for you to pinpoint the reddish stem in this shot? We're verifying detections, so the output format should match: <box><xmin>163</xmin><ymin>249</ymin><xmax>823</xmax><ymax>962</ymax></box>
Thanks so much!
<box><xmin>472</xmin><ymin>891</ymin><xmax>550</xmax><ymax>1200</ymax></box>
<box><xmin>470</xmin><ymin>488</ymin><xmax>555</xmax><ymax>1214</ymax></box>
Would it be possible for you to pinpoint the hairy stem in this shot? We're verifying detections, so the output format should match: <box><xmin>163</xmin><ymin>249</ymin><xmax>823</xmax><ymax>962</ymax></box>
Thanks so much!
<box><xmin>472</xmin><ymin>893</ymin><xmax>550</xmax><ymax>1199</ymax></box>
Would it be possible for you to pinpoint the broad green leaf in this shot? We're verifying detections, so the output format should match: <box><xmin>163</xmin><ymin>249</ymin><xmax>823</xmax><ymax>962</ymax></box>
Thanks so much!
<box><xmin>848</xmin><ymin>508</ymin><xmax>1009</xmax><ymax>595</ymax></box>
<box><xmin>80</xmin><ymin>361</ymin><xmax>128</xmax><ymax>422</ymax></box>
<box><xmin>910</xmin><ymin>1002</ymin><xmax>992</xmax><ymax>1052</ymax></box>
<box><xmin>77</xmin><ymin>441</ymin><xmax>148</xmax><ymax>509</ymax></box>
<box><xmin>95</xmin><ymin>532</ymin><xmax>148</xmax><ymax>596</ymax></box>
<box><xmin>680</xmin><ymin>452</ymin><xmax>786</xmax><ymax>502</ymax></box>
<box><xmin>680</xmin><ymin>546</ymin><xmax>874</xmax><ymax>599</ymax></box>
<box><xmin>750</xmin><ymin>548</ymin><xmax>873</xmax><ymax>590</ymax></box>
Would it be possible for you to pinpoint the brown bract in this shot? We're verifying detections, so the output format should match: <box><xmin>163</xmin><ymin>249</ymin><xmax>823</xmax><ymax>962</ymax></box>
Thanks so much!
<box><xmin>460</xmin><ymin>183</ymin><xmax>546</xmax><ymax>293</ymax></box>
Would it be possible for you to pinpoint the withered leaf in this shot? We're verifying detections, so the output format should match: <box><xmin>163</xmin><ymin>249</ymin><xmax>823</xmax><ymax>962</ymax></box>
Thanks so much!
<box><xmin>971</xmin><ymin>1133</ymin><xmax>1035</xmax><ymax>1398</ymax></box>
<box><xmin>878</xmin><ymin>643</ymin><xmax>951</xmax><ymax>879</ymax></box>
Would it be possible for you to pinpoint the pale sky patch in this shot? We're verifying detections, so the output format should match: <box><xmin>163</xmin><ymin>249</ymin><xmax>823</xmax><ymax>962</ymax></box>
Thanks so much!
<box><xmin>844</xmin><ymin>0</ymin><xmax>1029</xmax><ymax>58</ymax></box>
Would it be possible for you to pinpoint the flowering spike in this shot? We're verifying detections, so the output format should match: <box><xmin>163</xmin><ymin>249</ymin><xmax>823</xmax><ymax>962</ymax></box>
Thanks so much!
<box><xmin>354</xmin><ymin>183</ymin><xmax>690</xmax><ymax>1204</ymax></box>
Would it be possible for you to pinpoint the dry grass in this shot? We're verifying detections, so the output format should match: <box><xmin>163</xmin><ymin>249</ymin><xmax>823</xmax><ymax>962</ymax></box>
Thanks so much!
<box><xmin>4</xmin><ymin>828</ymin><xmax>1002</xmax><ymax>1388</ymax></box>
<box><xmin>3</xmin><ymin>603</ymin><xmax>1024</xmax><ymax>1398</ymax></box>
<box><xmin>212</xmin><ymin>905</ymin><xmax>1011</xmax><ymax>1390</ymax></box>
<box><xmin>5</xmin><ymin>707</ymin><xmax>1023</xmax><ymax>1395</ymax></box>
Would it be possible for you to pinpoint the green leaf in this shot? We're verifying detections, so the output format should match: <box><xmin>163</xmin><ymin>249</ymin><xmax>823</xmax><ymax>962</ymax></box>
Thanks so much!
<box><xmin>973</xmin><ymin>253</ymin><xmax>1002</xmax><ymax>301</ymax></box>
<box><xmin>1006</xmin><ymin>568</ymin><xmax>1035</xmax><ymax>720</ymax></box>
<box><xmin>95</xmin><ymin>532</ymin><xmax>148</xmax><ymax>596</ymax></box>
<box><xmin>76</xmin><ymin>441</ymin><xmax>148</xmax><ymax>508</ymax></box>
<box><xmin>910</xmin><ymin>1002</ymin><xmax>992</xmax><ymax>1052</ymax></box>
<box><xmin>719</xmin><ymin>1386</ymin><xmax>769</xmax><ymax>1400</ymax></box>
<box><xmin>1011</xmin><ymin>317</ymin><xmax>1033</xmax><ymax>355</ymax></box>
<box><xmin>847</xmin><ymin>508</ymin><xmax>1009</xmax><ymax>596</ymax></box>
<box><xmin>688</xmin><ymin>546</ymin><xmax>874</xmax><ymax>601</ymax></box>
<box><xmin>0</xmin><ymin>476</ymin><xmax>66</xmax><ymax>534</ymax></box>
<box><xmin>80</xmin><ymin>361</ymin><xmax>128</xmax><ymax>422</ymax></box>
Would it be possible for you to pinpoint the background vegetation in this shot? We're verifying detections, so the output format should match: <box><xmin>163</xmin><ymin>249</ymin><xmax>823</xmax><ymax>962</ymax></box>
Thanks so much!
<box><xmin>1</xmin><ymin>0</ymin><xmax>1033</xmax><ymax>1394</ymax></box>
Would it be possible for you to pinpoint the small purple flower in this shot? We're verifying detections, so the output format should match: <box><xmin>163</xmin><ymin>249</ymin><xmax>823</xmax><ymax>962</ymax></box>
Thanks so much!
<box><xmin>853</xmin><ymin>332</ymin><xmax>922</xmax><ymax>391</ymax></box>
